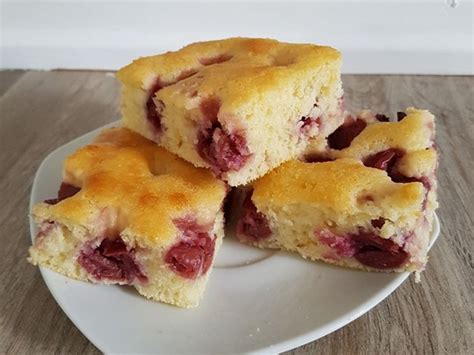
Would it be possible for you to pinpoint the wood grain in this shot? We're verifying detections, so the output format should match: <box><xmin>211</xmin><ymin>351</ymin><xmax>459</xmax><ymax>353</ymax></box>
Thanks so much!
<box><xmin>0</xmin><ymin>71</ymin><xmax>472</xmax><ymax>354</ymax></box>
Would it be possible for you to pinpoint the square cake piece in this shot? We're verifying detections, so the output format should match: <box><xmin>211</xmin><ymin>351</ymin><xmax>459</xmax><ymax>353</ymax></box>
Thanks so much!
<box><xmin>28</xmin><ymin>127</ymin><xmax>227</xmax><ymax>308</ymax></box>
<box><xmin>235</xmin><ymin>108</ymin><xmax>438</xmax><ymax>276</ymax></box>
<box><xmin>116</xmin><ymin>37</ymin><xmax>344</xmax><ymax>186</ymax></box>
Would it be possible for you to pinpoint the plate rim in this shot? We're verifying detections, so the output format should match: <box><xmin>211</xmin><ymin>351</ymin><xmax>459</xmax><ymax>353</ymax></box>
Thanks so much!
<box><xmin>28</xmin><ymin>124</ymin><xmax>440</xmax><ymax>354</ymax></box>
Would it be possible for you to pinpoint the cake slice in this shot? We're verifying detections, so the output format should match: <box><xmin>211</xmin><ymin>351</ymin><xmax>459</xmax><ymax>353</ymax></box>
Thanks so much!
<box><xmin>235</xmin><ymin>108</ymin><xmax>438</xmax><ymax>275</ymax></box>
<box><xmin>116</xmin><ymin>37</ymin><xmax>344</xmax><ymax>186</ymax></box>
<box><xmin>28</xmin><ymin>127</ymin><xmax>227</xmax><ymax>308</ymax></box>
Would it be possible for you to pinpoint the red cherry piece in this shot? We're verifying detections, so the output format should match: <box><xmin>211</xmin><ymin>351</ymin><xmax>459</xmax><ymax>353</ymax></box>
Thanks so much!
<box><xmin>165</xmin><ymin>237</ymin><xmax>215</xmax><ymax>280</ymax></box>
<box><xmin>351</xmin><ymin>232</ymin><xmax>409</xmax><ymax>269</ymax></box>
<box><xmin>44</xmin><ymin>183</ymin><xmax>81</xmax><ymax>205</ymax></box>
<box><xmin>78</xmin><ymin>237</ymin><xmax>147</xmax><ymax>283</ymax></box>
<box><xmin>236</xmin><ymin>191</ymin><xmax>272</xmax><ymax>241</ymax></box>
<box><xmin>397</xmin><ymin>112</ymin><xmax>407</xmax><ymax>121</ymax></box>
<box><xmin>146</xmin><ymin>70</ymin><xmax>199</xmax><ymax>133</ymax></box>
<box><xmin>375</xmin><ymin>114</ymin><xmax>390</xmax><ymax>122</ymax></box>
<box><xmin>328</xmin><ymin>118</ymin><xmax>367</xmax><ymax>150</ymax></box>
<box><xmin>304</xmin><ymin>154</ymin><xmax>334</xmax><ymax>163</ymax></box>
<box><xmin>146</xmin><ymin>79</ymin><xmax>165</xmax><ymax>133</ymax></box>
<box><xmin>165</xmin><ymin>217</ymin><xmax>216</xmax><ymax>279</ymax></box>
<box><xmin>354</xmin><ymin>249</ymin><xmax>409</xmax><ymax>269</ymax></box>
<box><xmin>364</xmin><ymin>148</ymin><xmax>404</xmax><ymax>171</ymax></box>
<box><xmin>197</xmin><ymin>122</ymin><xmax>251</xmax><ymax>175</ymax></box>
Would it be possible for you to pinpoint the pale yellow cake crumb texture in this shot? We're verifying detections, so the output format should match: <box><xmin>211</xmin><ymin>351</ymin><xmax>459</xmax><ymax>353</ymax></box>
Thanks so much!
<box><xmin>29</xmin><ymin>211</ymin><xmax>225</xmax><ymax>308</ymax></box>
<box><xmin>117</xmin><ymin>37</ymin><xmax>343</xmax><ymax>186</ymax></box>
<box><xmin>396</xmin><ymin>149</ymin><xmax>437</xmax><ymax>178</ymax></box>
<box><xmin>135</xmin><ymin>211</ymin><xmax>224</xmax><ymax>308</ymax></box>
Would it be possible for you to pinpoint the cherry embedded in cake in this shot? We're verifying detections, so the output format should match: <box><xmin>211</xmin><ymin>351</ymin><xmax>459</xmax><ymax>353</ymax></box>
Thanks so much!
<box><xmin>327</xmin><ymin>117</ymin><xmax>367</xmax><ymax>150</ymax></box>
<box><xmin>164</xmin><ymin>216</ymin><xmax>216</xmax><ymax>280</ymax></box>
<box><xmin>196</xmin><ymin>121</ymin><xmax>251</xmax><ymax>175</ymax></box>
<box><xmin>235</xmin><ymin>108</ymin><xmax>438</xmax><ymax>276</ymax></box>
<box><xmin>236</xmin><ymin>190</ymin><xmax>272</xmax><ymax>243</ymax></box>
<box><xmin>78</xmin><ymin>237</ymin><xmax>148</xmax><ymax>284</ymax></box>
<box><xmin>117</xmin><ymin>37</ymin><xmax>344</xmax><ymax>186</ymax></box>
<box><xmin>28</xmin><ymin>127</ymin><xmax>227</xmax><ymax>308</ymax></box>
<box><xmin>44</xmin><ymin>182</ymin><xmax>81</xmax><ymax>205</ymax></box>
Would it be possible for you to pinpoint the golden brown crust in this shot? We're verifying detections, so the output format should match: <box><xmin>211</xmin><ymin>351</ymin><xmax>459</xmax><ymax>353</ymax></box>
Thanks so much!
<box><xmin>33</xmin><ymin>127</ymin><xmax>227</xmax><ymax>248</ymax></box>
<box><xmin>333</xmin><ymin>108</ymin><xmax>437</xmax><ymax>180</ymax></box>
<box><xmin>116</xmin><ymin>37</ymin><xmax>341</xmax><ymax>95</ymax></box>
<box><xmin>259</xmin><ymin>109</ymin><xmax>435</xmax><ymax>213</ymax></box>
<box><xmin>335</xmin><ymin>108</ymin><xmax>435</xmax><ymax>161</ymax></box>
<box><xmin>253</xmin><ymin>158</ymin><xmax>424</xmax><ymax>214</ymax></box>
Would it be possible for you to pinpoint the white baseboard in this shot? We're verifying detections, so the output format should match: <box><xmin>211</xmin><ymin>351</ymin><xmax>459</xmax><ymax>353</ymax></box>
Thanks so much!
<box><xmin>1</xmin><ymin>1</ymin><xmax>473</xmax><ymax>74</ymax></box>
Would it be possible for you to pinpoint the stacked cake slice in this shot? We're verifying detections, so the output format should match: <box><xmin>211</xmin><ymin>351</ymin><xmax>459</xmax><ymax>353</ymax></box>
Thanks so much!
<box><xmin>116</xmin><ymin>37</ymin><xmax>344</xmax><ymax>186</ymax></box>
<box><xmin>29</xmin><ymin>37</ymin><xmax>438</xmax><ymax>308</ymax></box>
<box><xmin>235</xmin><ymin>108</ymin><xmax>437</xmax><ymax>275</ymax></box>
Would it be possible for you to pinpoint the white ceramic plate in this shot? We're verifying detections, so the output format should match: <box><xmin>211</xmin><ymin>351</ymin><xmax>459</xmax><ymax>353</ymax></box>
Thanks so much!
<box><xmin>29</xmin><ymin>123</ymin><xmax>440</xmax><ymax>354</ymax></box>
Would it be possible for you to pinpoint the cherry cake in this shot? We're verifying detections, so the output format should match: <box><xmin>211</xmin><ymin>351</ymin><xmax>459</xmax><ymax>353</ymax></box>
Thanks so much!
<box><xmin>28</xmin><ymin>127</ymin><xmax>227</xmax><ymax>308</ymax></box>
<box><xmin>116</xmin><ymin>37</ymin><xmax>344</xmax><ymax>186</ymax></box>
<box><xmin>235</xmin><ymin>108</ymin><xmax>438</xmax><ymax>277</ymax></box>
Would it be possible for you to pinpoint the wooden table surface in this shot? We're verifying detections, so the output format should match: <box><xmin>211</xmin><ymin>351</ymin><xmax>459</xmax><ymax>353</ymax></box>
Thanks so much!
<box><xmin>0</xmin><ymin>71</ymin><xmax>472</xmax><ymax>354</ymax></box>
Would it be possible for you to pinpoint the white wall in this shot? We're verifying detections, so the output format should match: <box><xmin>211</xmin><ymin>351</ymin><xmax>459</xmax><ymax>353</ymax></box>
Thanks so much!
<box><xmin>1</xmin><ymin>0</ymin><xmax>473</xmax><ymax>74</ymax></box>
